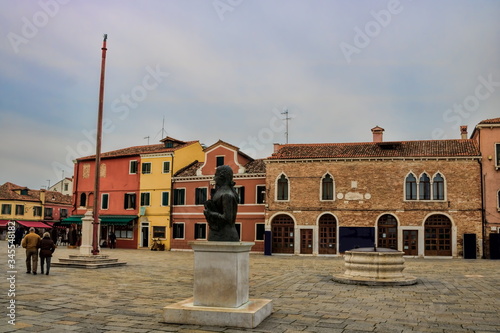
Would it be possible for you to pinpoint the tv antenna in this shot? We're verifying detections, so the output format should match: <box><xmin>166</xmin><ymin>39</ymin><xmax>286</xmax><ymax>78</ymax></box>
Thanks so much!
<box><xmin>144</xmin><ymin>136</ymin><xmax>150</xmax><ymax>145</ymax></box>
<box><xmin>281</xmin><ymin>108</ymin><xmax>291</xmax><ymax>144</ymax></box>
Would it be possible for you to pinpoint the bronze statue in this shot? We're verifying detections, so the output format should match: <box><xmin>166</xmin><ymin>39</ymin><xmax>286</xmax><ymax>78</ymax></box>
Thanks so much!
<box><xmin>203</xmin><ymin>165</ymin><xmax>240</xmax><ymax>241</ymax></box>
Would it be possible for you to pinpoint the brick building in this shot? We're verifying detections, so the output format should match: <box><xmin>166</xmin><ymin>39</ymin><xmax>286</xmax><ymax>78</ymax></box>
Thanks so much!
<box><xmin>171</xmin><ymin>140</ymin><xmax>266</xmax><ymax>252</ymax></box>
<box><xmin>265</xmin><ymin>127</ymin><xmax>482</xmax><ymax>258</ymax></box>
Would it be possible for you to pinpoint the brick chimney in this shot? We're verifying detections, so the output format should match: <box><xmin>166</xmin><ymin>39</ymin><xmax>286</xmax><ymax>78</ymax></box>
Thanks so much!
<box><xmin>460</xmin><ymin>125</ymin><xmax>468</xmax><ymax>139</ymax></box>
<box><xmin>371</xmin><ymin>126</ymin><xmax>384</xmax><ymax>143</ymax></box>
<box><xmin>273</xmin><ymin>143</ymin><xmax>283</xmax><ymax>153</ymax></box>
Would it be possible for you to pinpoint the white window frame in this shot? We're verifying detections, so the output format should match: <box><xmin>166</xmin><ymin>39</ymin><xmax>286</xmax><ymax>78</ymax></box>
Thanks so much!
<box><xmin>129</xmin><ymin>160</ymin><xmax>138</xmax><ymax>174</ymax></box>
<box><xmin>140</xmin><ymin>192</ymin><xmax>151</xmax><ymax>207</ymax></box>
<box><xmin>161</xmin><ymin>191</ymin><xmax>170</xmax><ymax>206</ymax></box>
<box><xmin>495</xmin><ymin>143</ymin><xmax>500</xmax><ymax>169</ymax></box>
<box><xmin>256</xmin><ymin>185</ymin><xmax>266</xmax><ymax>204</ymax></box>
<box><xmin>173</xmin><ymin>188</ymin><xmax>186</xmax><ymax>206</ymax></box>
<box><xmin>101</xmin><ymin>193</ymin><xmax>109</xmax><ymax>210</ymax></box>
<box><xmin>276</xmin><ymin>173</ymin><xmax>290</xmax><ymax>202</ymax></box>
<box><xmin>194</xmin><ymin>222</ymin><xmax>207</xmax><ymax>240</ymax></box>
<box><xmin>142</xmin><ymin>162</ymin><xmax>152</xmax><ymax>174</ymax></box>
<box><xmin>172</xmin><ymin>222</ymin><xmax>185</xmax><ymax>240</ymax></box>
<box><xmin>255</xmin><ymin>223</ymin><xmax>265</xmax><ymax>241</ymax></box>
<box><xmin>320</xmin><ymin>172</ymin><xmax>335</xmax><ymax>202</ymax></box>
<box><xmin>162</xmin><ymin>161</ymin><xmax>171</xmax><ymax>174</ymax></box>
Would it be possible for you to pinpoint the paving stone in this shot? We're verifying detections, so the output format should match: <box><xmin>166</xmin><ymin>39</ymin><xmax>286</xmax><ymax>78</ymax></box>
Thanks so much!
<box><xmin>2</xmin><ymin>242</ymin><xmax>500</xmax><ymax>332</ymax></box>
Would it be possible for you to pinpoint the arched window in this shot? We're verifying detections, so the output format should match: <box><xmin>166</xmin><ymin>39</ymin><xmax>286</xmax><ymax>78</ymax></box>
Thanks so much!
<box><xmin>277</xmin><ymin>174</ymin><xmax>289</xmax><ymax>201</ymax></box>
<box><xmin>80</xmin><ymin>193</ymin><xmax>87</xmax><ymax>207</ymax></box>
<box><xmin>419</xmin><ymin>173</ymin><xmax>431</xmax><ymax>200</ymax></box>
<box><xmin>321</xmin><ymin>174</ymin><xmax>334</xmax><ymax>200</ymax></box>
<box><xmin>405</xmin><ymin>173</ymin><xmax>417</xmax><ymax>200</ymax></box>
<box><xmin>432</xmin><ymin>173</ymin><xmax>445</xmax><ymax>200</ymax></box>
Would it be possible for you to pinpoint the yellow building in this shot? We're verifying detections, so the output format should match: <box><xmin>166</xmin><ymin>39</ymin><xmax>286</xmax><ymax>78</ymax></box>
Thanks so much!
<box><xmin>0</xmin><ymin>182</ymin><xmax>72</xmax><ymax>236</ymax></box>
<box><xmin>138</xmin><ymin>137</ymin><xmax>204</xmax><ymax>250</ymax></box>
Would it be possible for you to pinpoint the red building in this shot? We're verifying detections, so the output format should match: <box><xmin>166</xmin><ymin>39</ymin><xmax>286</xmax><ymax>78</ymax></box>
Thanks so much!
<box><xmin>171</xmin><ymin>140</ymin><xmax>266</xmax><ymax>252</ymax></box>
<box><xmin>68</xmin><ymin>139</ymin><xmax>203</xmax><ymax>249</ymax></box>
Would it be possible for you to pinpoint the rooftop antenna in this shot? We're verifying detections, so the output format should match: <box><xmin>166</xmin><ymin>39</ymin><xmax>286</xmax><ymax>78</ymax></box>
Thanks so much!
<box><xmin>144</xmin><ymin>136</ymin><xmax>150</xmax><ymax>145</ymax></box>
<box><xmin>162</xmin><ymin>115</ymin><xmax>166</xmax><ymax>138</ymax></box>
<box><xmin>281</xmin><ymin>108</ymin><xmax>291</xmax><ymax>144</ymax></box>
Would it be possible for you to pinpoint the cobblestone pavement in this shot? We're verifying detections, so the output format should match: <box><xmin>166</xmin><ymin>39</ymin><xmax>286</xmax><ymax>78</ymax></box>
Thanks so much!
<box><xmin>1</xmin><ymin>240</ymin><xmax>499</xmax><ymax>333</ymax></box>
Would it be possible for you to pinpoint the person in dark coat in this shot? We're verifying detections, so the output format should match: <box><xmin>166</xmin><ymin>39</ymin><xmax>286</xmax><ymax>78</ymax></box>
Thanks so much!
<box><xmin>39</xmin><ymin>232</ymin><xmax>56</xmax><ymax>275</ymax></box>
<box><xmin>15</xmin><ymin>227</ymin><xmax>24</xmax><ymax>247</ymax></box>
<box><xmin>109</xmin><ymin>232</ymin><xmax>116</xmax><ymax>249</ymax></box>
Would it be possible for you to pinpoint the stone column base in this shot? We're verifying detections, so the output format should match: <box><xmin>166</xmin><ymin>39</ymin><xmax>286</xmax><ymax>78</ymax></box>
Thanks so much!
<box><xmin>163</xmin><ymin>297</ymin><xmax>272</xmax><ymax>329</ymax></box>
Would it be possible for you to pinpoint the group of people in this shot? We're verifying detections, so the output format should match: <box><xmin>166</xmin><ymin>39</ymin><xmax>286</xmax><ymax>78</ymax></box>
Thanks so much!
<box><xmin>21</xmin><ymin>227</ymin><xmax>56</xmax><ymax>275</ymax></box>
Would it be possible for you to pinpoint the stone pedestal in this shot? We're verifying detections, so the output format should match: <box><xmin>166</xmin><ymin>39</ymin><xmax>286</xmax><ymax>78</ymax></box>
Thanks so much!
<box><xmin>79</xmin><ymin>211</ymin><xmax>94</xmax><ymax>255</ymax></box>
<box><xmin>53</xmin><ymin>210</ymin><xmax>126</xmax><ymax>269</ymax></box>
<box><xmin>163</xmin><ymin>241</ymin><xmax>272</xmax><ymax>328</ymax></box>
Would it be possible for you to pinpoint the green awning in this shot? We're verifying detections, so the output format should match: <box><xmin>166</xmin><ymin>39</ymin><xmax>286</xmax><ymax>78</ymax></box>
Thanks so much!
<box><xmin>61</xmin><ymin>215</ymin><xmax>136</xmax><ymax>226</ymax></box>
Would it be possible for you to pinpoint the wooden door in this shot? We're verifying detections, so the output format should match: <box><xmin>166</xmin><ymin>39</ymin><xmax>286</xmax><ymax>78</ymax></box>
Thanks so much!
<box><xmin>300</xmin><ymin>229</ymin><xmax>313</xmax><ymax>254</ymax></box>
<box><xmin>403</xmin><ymin>230</ymin><xmax>418</xmax><ymax>256</ymax></box>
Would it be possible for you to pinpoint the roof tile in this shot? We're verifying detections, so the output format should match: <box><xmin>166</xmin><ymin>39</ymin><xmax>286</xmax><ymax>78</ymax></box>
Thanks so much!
<box><xmin>268</xmin><ymin>140</ymin><xmax>480</xmax><ymax>159</ymax></box>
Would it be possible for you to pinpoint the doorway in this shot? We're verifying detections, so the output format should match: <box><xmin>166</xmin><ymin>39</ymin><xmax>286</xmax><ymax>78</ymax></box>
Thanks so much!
<box><xmin>271</xmin><ymin>214</ymin><xmax>294</xmax><ymax>254</ymax></box>
<box><xmin>300</xmin><ymin>229</ymin><xmax>313</xmax><ymax>254</ymax></box>
<box><xmin>141</xmin><ymin>223</ymin><xmax>149</xmax><ymax>248</ymax></box>
<box><xmin>403</xmin><ymin>230</ymin><xmax>418</xmax><ymax>256</ymax></box>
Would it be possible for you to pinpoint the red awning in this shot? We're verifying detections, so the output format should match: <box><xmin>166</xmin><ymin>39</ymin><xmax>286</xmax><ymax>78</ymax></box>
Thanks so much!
<box><xmin>16</xmin><ymin>221</ymin><xmax>51</xmax><ymax>228</ymax></box>
<box><xmin>0</xmin><ymin>220</ymin><xmax>12</xmax><ymax>227</ymax></box>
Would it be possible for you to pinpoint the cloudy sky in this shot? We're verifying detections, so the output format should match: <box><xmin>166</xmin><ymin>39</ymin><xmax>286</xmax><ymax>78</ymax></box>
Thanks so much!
<box><xmin>1</xmin><ymin>0</ymin><xmax>499</xmax><ymax>189</ymax></box>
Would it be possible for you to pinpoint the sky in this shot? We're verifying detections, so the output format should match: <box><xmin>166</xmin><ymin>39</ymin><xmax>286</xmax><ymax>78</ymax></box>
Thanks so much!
<box><xmin>1</xmin><ymin>0</ymin><xmax>499</xmax><ymax>190</ymax></box>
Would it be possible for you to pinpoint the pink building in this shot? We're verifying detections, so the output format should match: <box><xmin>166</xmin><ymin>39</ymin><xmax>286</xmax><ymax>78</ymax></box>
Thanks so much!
<box><xmin>170</xmin><ymin>140</ymin><xmax>266</xmax><ymax>252</ymax></box>
<box><xmin>471</xmin><ymin>117</ymin><xmax>500</xmax><ymax>258</ymax></box>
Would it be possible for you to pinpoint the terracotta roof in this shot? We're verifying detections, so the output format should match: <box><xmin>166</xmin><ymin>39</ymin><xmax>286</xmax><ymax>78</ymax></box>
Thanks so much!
<box><xmin>204</xmin><ymin>140</ymin><xmax>254</xmax><ymax>161</ymax></box>
<box><xmin>174</xmin><ymin>159</ymin><xmax>265</xmax><ymax>177</ymax></box>
<box><xmin>478</xmin><ymin>117</ymin><xmax>500</xmax><ymax>125</ymax></box>
<box><xmin>174</xmin><ymin>160</ymin><xmax>203</xmax><ymax>177</ymax></box>
<box><xmin>78</xmin><ymin>141</ymin><xmax>199</xmax><ymax>161</ymax></box>
<box><xmin>244</xmin><ymin>159</ymin><xmax>266</xmax><ymax>173</ymax></box>
<box><xmin>268</xmin><ymin>140</ymin><xmax>480</xmax><ymax>160</ymax></box>
<box><xmin>0</xmin><ymin>182</ymin><xmax>72</xmax><ymax>205</ymax></box>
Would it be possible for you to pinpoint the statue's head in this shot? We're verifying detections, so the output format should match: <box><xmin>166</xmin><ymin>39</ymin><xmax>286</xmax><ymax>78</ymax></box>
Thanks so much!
<box><xmin>214</xmin><ymin>165</ymin><xmax>233</xmax><ymax>186</ymax></box>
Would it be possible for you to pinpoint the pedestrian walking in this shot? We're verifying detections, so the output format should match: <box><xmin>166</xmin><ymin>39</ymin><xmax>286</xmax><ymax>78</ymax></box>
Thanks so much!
<box><xmin>39</xmin><ymin>232</ymin><xmax>56</xmax><ymax>275</ymax></box>
<box><xmin>109</xmin><ymin>231</ymin><xmax>116</xmax><ymax>249</ymax></box>
<box><xmin>15</xmin><ymin>227</ymin><xmax>24</xmax><ymax>247</ymax></box>
<box><xmin>21</xmin><ymin>227</ymin><xmax>41</xmax><ymax>274</ymax></box>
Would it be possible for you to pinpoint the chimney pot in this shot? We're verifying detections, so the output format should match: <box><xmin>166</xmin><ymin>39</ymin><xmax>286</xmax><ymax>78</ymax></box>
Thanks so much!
<box><xmin>371</xmin><ymin>126</ymin><xmax>385</xmax><ymax>143</ymax></box>
<box><xmin>460</xmin><ymin>125</ymin><xmax>468</xmax><ymax>139</ymax></box>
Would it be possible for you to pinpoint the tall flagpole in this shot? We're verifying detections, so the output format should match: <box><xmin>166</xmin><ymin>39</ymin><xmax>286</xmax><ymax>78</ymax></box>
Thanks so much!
<box><xmin>92</xmin><ymin>34</ymin><xmax>108</xmax><ymax>255</ymax></box>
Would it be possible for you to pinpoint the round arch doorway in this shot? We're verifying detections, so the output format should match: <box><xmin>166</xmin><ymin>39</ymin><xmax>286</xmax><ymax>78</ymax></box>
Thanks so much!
<box><xmin>271</xmin><ymin>214</ymin><xmax>295</xmax><ymax>254</ymax></box>
<box><xmin>319</xmin><ymin>214</ymin><xmax>337</xmax><ymax>254</ymax></box>
<box><xmin>377</xmin><ymin>214</ymin><xmax>398</xmax><ymax>250</ymax></box>
<box><xmin>424</xmin><ymin>214</ymin><xmax>452</xmax><ymax>256</ymax></box>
